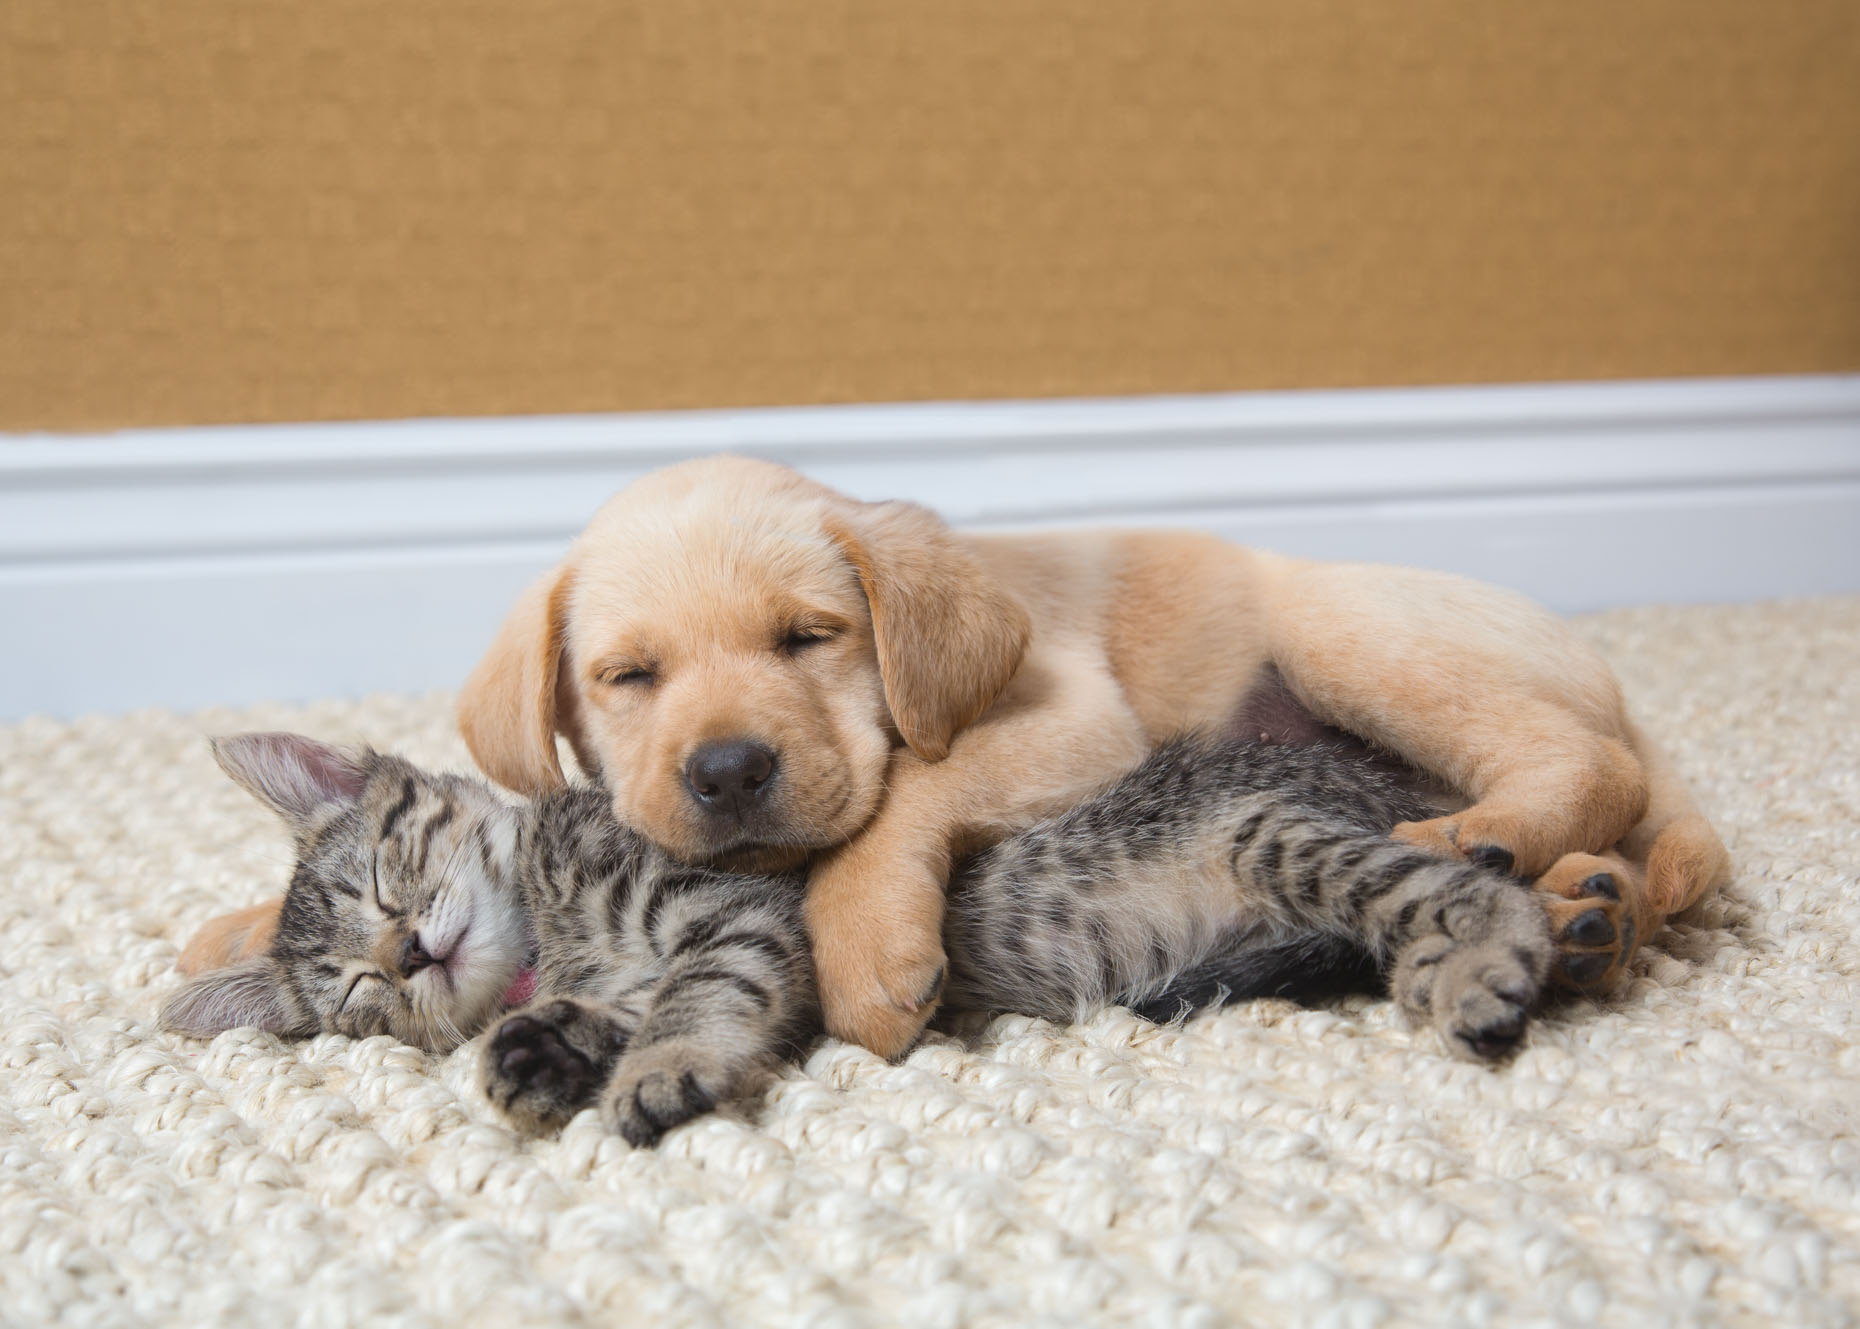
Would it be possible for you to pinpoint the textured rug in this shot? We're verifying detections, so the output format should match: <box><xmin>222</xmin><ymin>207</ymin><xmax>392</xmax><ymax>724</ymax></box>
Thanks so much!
<box><xmin>2</xmin><ymin>597</ymin><xmax>1857</xmax><ymax>1328</ymax></box>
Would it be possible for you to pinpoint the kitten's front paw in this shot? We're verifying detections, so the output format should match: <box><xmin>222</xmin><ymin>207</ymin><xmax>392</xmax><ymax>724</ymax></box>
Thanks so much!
<box><xmin>601</xmin><ymin>1041</ymin><xmax>735</xmax><ymax>1147</ymax></box>
<box><xmin>1392</xmin><ymin>890</ymin><xmax>1552</xmax><ymax>1062</ymax></box>
<box><xmin>481</xmin><ymin>998</ymin><xmax>628</xmax><ymax>1134</ymax></box>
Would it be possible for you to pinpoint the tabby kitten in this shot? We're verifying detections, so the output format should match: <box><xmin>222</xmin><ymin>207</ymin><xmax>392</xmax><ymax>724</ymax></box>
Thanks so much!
<box><xmin>164</xmin><ymin>731</ymin><xmax>1612</xmax><ymax>1145</ymax></box>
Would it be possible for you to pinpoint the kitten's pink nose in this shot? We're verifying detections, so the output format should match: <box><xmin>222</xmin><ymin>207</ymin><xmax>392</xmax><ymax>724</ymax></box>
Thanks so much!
<box><xmin>398</xmin><ymin>934</ymin><xmax>436</xmax><ymax>977</ymax></box>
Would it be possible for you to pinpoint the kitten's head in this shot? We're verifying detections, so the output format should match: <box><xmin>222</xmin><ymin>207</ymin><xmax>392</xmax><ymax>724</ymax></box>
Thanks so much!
<box><xmin>162</xmin><ymin>732</ymin><xmax>534</xmax><ymax>1052</ymax></box>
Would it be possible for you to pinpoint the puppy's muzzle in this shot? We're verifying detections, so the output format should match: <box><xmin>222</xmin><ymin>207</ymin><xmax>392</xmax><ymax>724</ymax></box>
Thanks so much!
<box><xmin>684</xmin><ymin>739</ymin><xmax>779</xmax><ymax>823</ymax></box>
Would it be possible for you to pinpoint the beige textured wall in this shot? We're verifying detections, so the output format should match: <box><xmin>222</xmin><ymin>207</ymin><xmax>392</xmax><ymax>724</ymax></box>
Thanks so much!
<box><xmin>4</xmin><ymin>1</ymin><xmax>1858</xmax><ymax>430</ymax></box>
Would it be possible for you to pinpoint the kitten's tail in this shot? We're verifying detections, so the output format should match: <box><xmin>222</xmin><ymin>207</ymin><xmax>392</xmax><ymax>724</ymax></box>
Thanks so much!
<box><xmin>1121</xmin><ymin>931</ymin><xmax>1381</xmax><ymax>1023</ymax></box>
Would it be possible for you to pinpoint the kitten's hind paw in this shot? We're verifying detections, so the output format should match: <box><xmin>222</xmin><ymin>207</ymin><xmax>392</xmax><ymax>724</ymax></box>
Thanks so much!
<box><xmin>602</xmin><ymin>1041</ymin><xmax>737</xmax><ymax>1147</ymax></box>
<box><xmin>1391</xmin><ymin>888</ymin><xmax>1551</xmax><ymax>1062</ymax></box>
<box><xmin>481</xmin><ymin>998</ymin><xmax>628</xmax><ymax>1134</ymax></box>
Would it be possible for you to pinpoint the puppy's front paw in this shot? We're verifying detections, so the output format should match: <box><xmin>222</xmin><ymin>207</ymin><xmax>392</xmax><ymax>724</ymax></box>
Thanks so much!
<box><xmin>602</xmin><ymin>1041</ymin><xmax>735</xmax><ymax>1147</ymax></box>
<box><xmin>807</xmin><ymin>850</ymin><xmax>949</xmax><ymax>1059</ymax></box>
<box><xmin>481</xmin><ymin>998</ymin><xmax>628</xmax><ymax>1134</ymax></box>
<box><xmin>816</xmin><ymin>945</ymin><xmax>946</xmax><ymax>1060</ymax></box>
<box><xmin>1391</xmin><ymin>810</ymin><xmax>1554</xmax><ymax>880</ymax></box>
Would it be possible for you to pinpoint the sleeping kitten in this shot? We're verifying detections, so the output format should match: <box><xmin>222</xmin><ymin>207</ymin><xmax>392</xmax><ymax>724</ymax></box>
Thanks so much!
<box><xmin>163</xmin><ymin>731</ymin><xmax>1599</xmax><ymax>1145</ymax></box>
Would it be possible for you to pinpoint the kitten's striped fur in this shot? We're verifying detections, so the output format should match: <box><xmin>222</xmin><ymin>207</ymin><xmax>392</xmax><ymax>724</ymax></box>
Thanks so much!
<box><xmin>165</xmin><ymin>732</ymin><xmax>1563</xmax><ymax>1145</ymax></box>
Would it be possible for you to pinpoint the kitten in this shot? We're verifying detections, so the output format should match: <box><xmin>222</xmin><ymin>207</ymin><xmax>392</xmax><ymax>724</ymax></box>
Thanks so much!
<box><xmin>163</xmin><ymin>731</ymin><xmax>1591</xmax><ymax>1145</ymax></box>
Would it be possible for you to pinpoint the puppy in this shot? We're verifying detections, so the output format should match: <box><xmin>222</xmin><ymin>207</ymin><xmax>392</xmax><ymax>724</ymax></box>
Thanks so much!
<box><xmin>186</xmin><ymin>456</ymin><xmax>1730</xmax><ymax>1058</ymax></box>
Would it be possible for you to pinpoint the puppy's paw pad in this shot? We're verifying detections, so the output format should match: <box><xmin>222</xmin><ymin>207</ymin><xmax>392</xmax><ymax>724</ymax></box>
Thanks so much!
<box><xmin>820</xmin><ymin>946</ymin><xmax>947</xmax><ymax>1059</ymax></box>
<box><xmin>1532</xmin><ymin>851</ymin><xmax>1651</xmax><ymax>993</ymax></box>
<box><xmin>1392</xmin><ymin>815</ymin><xmax>1540</xmax><ymax>877</ymax></box>
<box><xmin>1578</xmin><ymin>872</ymin><xmax>1620</xmax><ymax>900</ymax></box>
<box><xmin>1540</xmin><ymin>891</ymin><xmax>1634</xmax><ymax>992</ymax></box>
<box><xmin>882</xmin><ymin>959</ymin><xmax>946</xmax><ymax>1014</ymax></box>
<box><xmin>1561</xmin><ymin>908</ymin><xmax>1617</xmax><ymax>948</ymax></box>
<box><xmin>824</xmin><ymin>993</ymin><xmax>935</xmax><ymax>1061</ymax></box>
<box><xmin>1536</xmin><ymin>853</ymin><xmax>1621</xmax><ymax>900</ymax></box>
<box><xmin>1557</xmin><ymin>952</ymin><xmax>1614</xmax><ymax>989</ymax></box>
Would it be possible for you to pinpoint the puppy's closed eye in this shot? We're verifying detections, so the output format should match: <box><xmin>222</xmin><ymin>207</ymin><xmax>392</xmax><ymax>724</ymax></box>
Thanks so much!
<box><xmin>777</xmin><ymin>620</ymin><xmax>844</xmax><ymax>657</ymax></box>
<box><xmin>779</xmin><ymin>624</ymin><xmax>840</xmax><ymax>655</ymax></box>
<box><xmin>598</xmin><ymin>664</ymin><xmax>657</xmax><ymax>687</ymax></box>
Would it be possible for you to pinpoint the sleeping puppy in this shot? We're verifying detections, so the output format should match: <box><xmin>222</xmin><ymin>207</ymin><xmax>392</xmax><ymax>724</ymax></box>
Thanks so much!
<box><xmin>182</xmin><ymin>456</ymin><xmax>1730</xmax><ymax>1057</ymax></box>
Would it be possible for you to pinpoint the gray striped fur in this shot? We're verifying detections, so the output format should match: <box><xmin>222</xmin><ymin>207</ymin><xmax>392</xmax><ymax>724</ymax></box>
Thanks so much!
<box><xmin>164</xmin><ymin>731</ymin><xmax>1552</xmax><ymax>1145</ymax></box>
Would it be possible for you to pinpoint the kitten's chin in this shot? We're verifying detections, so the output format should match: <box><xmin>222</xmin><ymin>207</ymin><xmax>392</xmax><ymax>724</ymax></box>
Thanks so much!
<box><xmin>436</xmin><ymin>936</ymin><xmax>531</xmax><ymax>1046</ymax></box>
<box><xmin>442</xmin><ymin>877</ymin><xmax>536</xmax><ymax>1041</ymax></box>
<box><xmin>448</xmin><ymin>948</ymin><xmax>529</xmax><ymax>1040</ymax></box>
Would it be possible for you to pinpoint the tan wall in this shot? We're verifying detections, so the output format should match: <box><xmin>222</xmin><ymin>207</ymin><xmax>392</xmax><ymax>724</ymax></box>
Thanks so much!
<box><xmin>4</xmin><ymin>1</ymin><xmax>1858</xmax><ymax>431</ymax></box>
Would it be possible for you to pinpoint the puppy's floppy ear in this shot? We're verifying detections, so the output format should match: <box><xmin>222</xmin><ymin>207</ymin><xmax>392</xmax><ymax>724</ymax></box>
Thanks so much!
<box><xmin>458</xmin><ymin>563</ymin><xmax>578</xmax><ymax>794</ymax></box>
<box><xmin>177</xmin><ymin>897</ymin><xmax>285</xmax><ymax>976</ymax></box>
<box><xmin>825</xmin><ymin>500</ymin><xmax>1031</xmax><ymax>762</ymax></box>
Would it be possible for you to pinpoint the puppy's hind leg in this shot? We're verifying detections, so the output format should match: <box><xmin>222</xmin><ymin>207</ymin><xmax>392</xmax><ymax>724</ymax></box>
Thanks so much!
<box><xmin>1262</xmin><ymin>558</ymin><xmax>1652</xmax><ymax>880</ymax></box>
<box><xmin>1385</xmin><ymin>717</ymin><xmax>1649</xmax><ymax>880</ymax></box>
<box><xmin>1528</xmin><ymin>720</ymin><xmax>1731</xmax><ymax>991</ymax></box>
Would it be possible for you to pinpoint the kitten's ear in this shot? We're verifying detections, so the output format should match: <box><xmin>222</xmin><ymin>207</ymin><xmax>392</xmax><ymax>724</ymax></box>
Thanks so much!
<box><xmin>160</xmin><ymin>959</ymin><xmax>313</xmax><ymax>1039</ymax></box>
<box><xmin>210</xmin><ymin>732</ymin><xmax>374</xmax><ymax>834</ymax></box>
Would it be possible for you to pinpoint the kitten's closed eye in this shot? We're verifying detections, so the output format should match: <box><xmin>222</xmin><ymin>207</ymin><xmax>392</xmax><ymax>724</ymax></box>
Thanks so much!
<box><xmin>339</xmin><ymin>972</ymin><xmax>386</xmax><ymax>1011</ymax></box>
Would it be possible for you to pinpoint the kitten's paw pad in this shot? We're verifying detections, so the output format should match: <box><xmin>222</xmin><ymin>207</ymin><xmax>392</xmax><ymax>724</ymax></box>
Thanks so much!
<box><xmin>1437</xmin><ymin>956</ymin><xmax>1540</xmax><ymax>1062</ymax></box>
<box><xmin>481</xmin><ymin>999</ymin><xmax>625</xmax><ymax>1133</ymax></box>
<box><xmin>1463</xmin><ymin>1008</ymin><xmax>1528</xmax><ymax>1060</ymax></box>
<box><xmin>602</xmin><ymin>1043</ymin><xmax>732</xmax><ymax>1147</ymax></box>
<box><xmin>610</xmin><ymin>1069</ymin><xmax>717</xmax><ymax>1148</ymax></box>
<box><xmin>1393</xmin><ymin>898</ymin><xmax>1549</xmax><ymax>1062</ymax></box>
<box><xmin>493</xmin><ymin>1016</ymin><xmax>592</xmax><ymax>1093</ymax></box>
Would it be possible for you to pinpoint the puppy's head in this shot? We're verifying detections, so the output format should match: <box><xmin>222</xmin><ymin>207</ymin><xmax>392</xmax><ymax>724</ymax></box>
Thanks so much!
<box><xmin>458</xmin><ymin>456</ymin><xmax>1029</xmax><ymax>868</ymax></box>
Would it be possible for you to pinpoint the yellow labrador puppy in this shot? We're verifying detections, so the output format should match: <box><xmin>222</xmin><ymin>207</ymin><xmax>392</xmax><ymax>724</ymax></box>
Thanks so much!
<box><xmin>185</xmin><ymin>455</ymin><xmax>1729</xmax><ymax>1058</ymax></box>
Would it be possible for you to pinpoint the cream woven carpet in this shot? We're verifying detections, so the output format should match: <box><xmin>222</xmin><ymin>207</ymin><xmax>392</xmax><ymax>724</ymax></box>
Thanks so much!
<box><xmin>3</xmin><ymin>598</ymin><xmax>1857</xmax><ymax>1328</ymax></box>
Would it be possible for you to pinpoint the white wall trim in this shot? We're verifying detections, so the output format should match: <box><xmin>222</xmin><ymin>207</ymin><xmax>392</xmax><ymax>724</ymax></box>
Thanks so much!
<box><xmin>5</xmin><ymin>374</ymin><xmax>1859</xmax><ymax>720</ymax></box>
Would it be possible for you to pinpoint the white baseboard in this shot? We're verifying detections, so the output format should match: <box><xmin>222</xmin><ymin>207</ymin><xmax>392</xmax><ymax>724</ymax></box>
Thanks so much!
<box><xmin>5</xmin><ymin>374</ymin><xmax>1859</xmax><ymax>721</ymax></box>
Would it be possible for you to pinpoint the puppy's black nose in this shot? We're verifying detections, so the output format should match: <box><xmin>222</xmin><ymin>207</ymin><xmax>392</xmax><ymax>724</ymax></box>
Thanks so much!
<box><xmin>685</xmin><ymin>739</ymin><xmax>778</xmax><ymax>818</ymax></box>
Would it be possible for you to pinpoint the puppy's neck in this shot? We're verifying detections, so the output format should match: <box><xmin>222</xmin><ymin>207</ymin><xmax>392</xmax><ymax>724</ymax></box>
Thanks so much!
<box><xmin>700</xmin><ymin>842</ymin><xmax>814</xmax><ymax>875</ymax></box>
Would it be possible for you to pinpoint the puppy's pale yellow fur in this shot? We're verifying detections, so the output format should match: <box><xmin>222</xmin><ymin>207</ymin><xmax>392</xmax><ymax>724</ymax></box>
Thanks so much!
<box><xmin>183</xmin><ymin>456</ymin><xmax>1729</xmax><ymax>1059</ymax></box>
